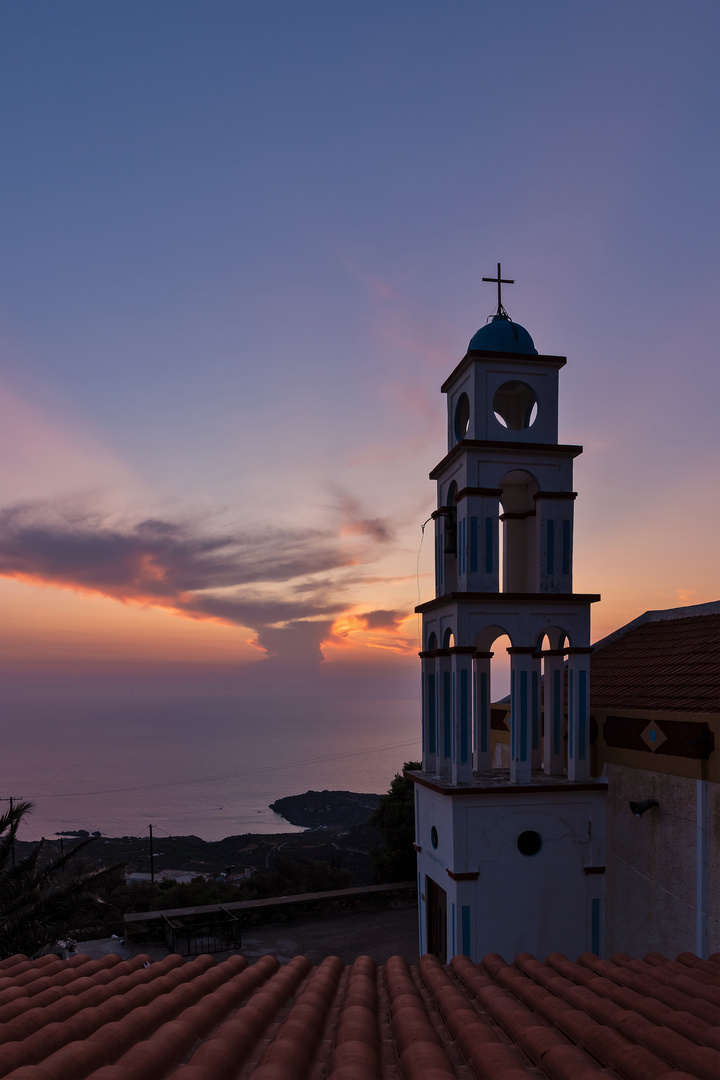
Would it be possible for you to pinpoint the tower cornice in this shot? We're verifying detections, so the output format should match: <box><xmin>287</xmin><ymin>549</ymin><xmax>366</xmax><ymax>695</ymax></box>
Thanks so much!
<box><xmin>441</xmin><ymin>349</ymin><xmax>567</xmax><ymax>393</ymax></box>
<box><xmin>429</xmin><ymin>439</ymin><xmax>583</xmax><ymax>479</ymax></box>
<box><xmin>415</xmin><ymin>591</ymin><xmax>601</xmax><ymax>614</ymax></box>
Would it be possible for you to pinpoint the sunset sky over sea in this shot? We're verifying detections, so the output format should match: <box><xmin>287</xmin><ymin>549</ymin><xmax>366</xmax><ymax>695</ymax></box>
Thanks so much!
<box><xmin>1</xmin><ymin>2</ymin><xmax>718</xmax><ymax>837</ymax></box>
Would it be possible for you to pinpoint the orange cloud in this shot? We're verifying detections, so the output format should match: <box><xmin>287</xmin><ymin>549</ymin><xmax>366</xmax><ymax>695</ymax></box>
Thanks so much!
<box><xmin>329</xmin><ymin>608</ymin><xmax>418</xmax><ymax>657</ymax></box>
<box><xmin>0</xmin><ymin>498</ymin><xmax>400</xmax><ymax>665</ymax></box>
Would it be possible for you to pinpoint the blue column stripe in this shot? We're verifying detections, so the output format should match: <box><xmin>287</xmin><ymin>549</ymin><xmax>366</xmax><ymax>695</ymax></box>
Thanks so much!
<box><xmin>569</xmin><ymin>668</ymin><xmax>574</xmax><ymax>758</ymax></box>
<box><xmin>532</xmin><ymin>669</ymin><xmax>539</xmax><ymax>751</ymax></box>
<box><xmin>464</xmin><ymin>518</ymin><xmax>467</xmax><ymax>575</ymax></box>
<box><xmin>553</xmin><ymin>668</ymin><xmax>561</xmax><ymax>755</ymax></box>
<box><xmin>421</xmin><ymin>671</ymin><xmax>426</xmax><ymax>752</ymax></box>
<box><xmin>452</xmin><ymin>903</ymin><xmax>456</xmax><ymax>958</ymax></box>
<box><xmin>546</xmin><ymin>519</ymin><xmax>555</xmax><ymax>575</ymax></box>
<box><xmin>520</xmin><ymin>670</ymin><xmax>528</xmax><ymax>761</ymax></box>
<box><xmin>472</xmin><ymin>667</ymin><xmax>477</xmax><ymax>759</ymax></box>
<box><xmin>428</xmin><ymin>673</ymin><xmax>436</xmax><ymax>753</ymax></box>
<box><xmin>480</xmin><ymin>671</ymin><xmax>488</xmax><ymax>753</ymax></box>
<box><xmin>485</xmin><ymin>517</ymin><xmax>493</xmax><ymax>574</ymax></box>
<box><xmin>444</xmin><ymin>671</ymin><xmax>451</xmax><ymax>758</ymax></box>
<box><xmin>562</xmin><ymin>519</ymin><xmax>571</xmax><ymax>575</ymax></box>
<box><xmin>470</xmin><ymin>517</ymin><xmax>478</xmax><ymax>573</ymax></box>
<box><xmin>511</xmin><ymin>669</ymin><xmax>516</xmax><ymax>759</ymax></box>
<box><xmin>461</xmin><ymin>906</ymin><xmax>471</xmax><ymax>957</ymax></box>
<box><xmin>460</xmin><ymin>669</ymin><xmax>468</xmax><ymax>762</ymax></box>
<box><xmin>579</xmin><ymin>669</ymin><xmax>587</xmax><ymax>760</ymax></box>
<box><xmin>452</xmin><ymin>671</ymin><xmax>456</xmax><ymax>763</ymax></box>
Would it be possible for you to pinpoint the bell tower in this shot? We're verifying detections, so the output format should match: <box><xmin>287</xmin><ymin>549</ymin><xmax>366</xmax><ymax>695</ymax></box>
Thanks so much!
<box><xmin>409</xmin><ymin>268</ymin><xmax>608</xmax><ymax>962</ymax></box>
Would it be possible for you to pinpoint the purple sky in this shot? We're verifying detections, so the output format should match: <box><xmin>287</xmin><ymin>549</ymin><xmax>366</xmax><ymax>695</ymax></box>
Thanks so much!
<box><xmin>1</xmin><ymin>0</ymin><xmax>718</xmax><ymax>700</ymax></box>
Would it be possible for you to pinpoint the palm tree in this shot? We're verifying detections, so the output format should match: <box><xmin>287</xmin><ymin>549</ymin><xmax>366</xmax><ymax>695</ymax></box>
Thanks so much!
<box><xmin>0</xmin><ymin>801</ymin><xmax>123</xmax><ymax>959</ymax></box>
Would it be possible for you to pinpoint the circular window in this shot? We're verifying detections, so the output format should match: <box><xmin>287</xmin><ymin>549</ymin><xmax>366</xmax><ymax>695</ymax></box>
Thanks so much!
<box><xmin>454</xmin><ymin>393</ymin><xmax>470</xmax><ymax>442</ymax></box>
<box><xmin>430</xmin><ymin>826</ymin><xmax>439</xmax><ymax>849</ymax></box>
<box><xmin>493</xmin><ymin>381</ymin><xmax>538</xmax><ymax>431</ymax></box>
<box><xmin>517</xmin><ymin>830</ymin><xmax>543</xmax><ymax>856</ymax></box>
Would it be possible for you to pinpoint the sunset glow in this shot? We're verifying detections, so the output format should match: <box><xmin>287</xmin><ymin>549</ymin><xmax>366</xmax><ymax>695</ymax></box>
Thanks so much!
<box><xmin>1</xmin><ymin>0</ymin><xmax>717</xmax><ymax>839</ymax></box>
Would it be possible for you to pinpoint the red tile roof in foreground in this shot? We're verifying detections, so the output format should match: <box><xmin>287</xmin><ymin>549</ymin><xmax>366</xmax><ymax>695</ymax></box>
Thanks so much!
<box><xmin>0</xmin><ymin>948</ymin><xmax>718</xmax><ymax>1079</ymax></box>
<box><xmin>591</xmin><ymin>609</ymin><xmax>720</xmax><ymax>713</ymax></box>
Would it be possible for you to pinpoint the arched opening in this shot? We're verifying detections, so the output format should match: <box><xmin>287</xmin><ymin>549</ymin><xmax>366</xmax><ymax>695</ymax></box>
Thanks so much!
<box><xmin>442</xmin><ymin>627</ymin><xmax>455</xmax><ymax>649</ymax></box>
<box><xmin>499</xmin><ymin>469</ymin><xmax>539</xmax><ymax>592</ymax></box>
<box><xmin>454</xmin><ymin>392</ymin><xmax>470</xmax><ymax>442</ymax></box>
<box><xmin>473</xmin><ymin>625</ymin><xmax>512</xmax><ymax>770</ymax></box>
<box><xmin>427</xmin><ymin>632</ymin><xmax>438</xmax><ymax>651</ymax></box>
<box><xmin>493</xmin><ymin>381</ymin><xmax>538</xmax><ymax>431</ymax></box>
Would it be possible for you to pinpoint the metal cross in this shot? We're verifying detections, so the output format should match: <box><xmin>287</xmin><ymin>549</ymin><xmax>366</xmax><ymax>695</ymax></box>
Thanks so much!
<box><xmin>482</xmin><ymin>262</ymin><xmax>514</xmax><ymax>314</ymax></box>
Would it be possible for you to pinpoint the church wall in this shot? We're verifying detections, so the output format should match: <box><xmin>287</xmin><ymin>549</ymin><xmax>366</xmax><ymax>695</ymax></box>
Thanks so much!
<box><xmin>454</xmin><ymin>790</ymin><xmax>605</xmax><ymax>960</ymax></box>
<box><xmin>414</xmin><ymin>780</ymin><xmax>606</xmax><ymax>961</ymax></box>
<box><xmin>604</xmin><ymin>763</ymin><xmax>718</xmax><ymax>957</ymax></box>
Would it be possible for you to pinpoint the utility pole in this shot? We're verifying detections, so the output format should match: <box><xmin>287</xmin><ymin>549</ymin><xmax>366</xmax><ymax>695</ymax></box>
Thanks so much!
<box><xmin>149</xmin><ymin>824</ymin><xmax>155</xmax><ymax>885</ymax></box>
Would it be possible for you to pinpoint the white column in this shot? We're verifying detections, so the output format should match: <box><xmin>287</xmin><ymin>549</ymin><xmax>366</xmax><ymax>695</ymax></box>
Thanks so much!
<box><xmin>436</xmin><ymin>650</ymin><xmax>452</xmax><ymax>779</ymax></box>
<box><xmin>451</xmin><ymin>648</ymin><xmax>474</xmax><ymax>784</ymax></box>
<box><xmin>542</xmin><ymin>650</ymin><xmax>566</xmax><ymax>776</ymax></box>
<box><xmin>450</xmin><ymin>877</ymin><xmax>478</xmax><ymax>959</ymax></box>
<box><xmin>472</xmin><ymin>651</ymin><xmax>493</xmax><ymax>773</ymax></box>
<box><xmin>460</xmin><ymin>489</ymin><xmax>501</xmax><ymax>592</ymax></box>
<box><xmin>567</xmin><ymin>647</ymin><xmax>592</xmax><ymax>781</ymax></box>
<box><xmin>509</xmin><ymin>647</ymin><xmax>535</xmax><ymax>783</ymax></box>
<box><xmin>531</xmin><ymin>653</ymin><xmax>542</xmax><ymax>770</ymax></box>
<box><xmin>420</xmin><ymin>651</ymin><xmax>437</xmax><ymax>773</ymax></box>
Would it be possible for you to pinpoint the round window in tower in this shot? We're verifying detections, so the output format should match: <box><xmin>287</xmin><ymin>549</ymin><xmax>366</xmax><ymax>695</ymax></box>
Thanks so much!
<box><xmin>430</xmin><ymin>826</ymin><xmax>439</xmax><ymax>849</ymax></box>
<box><xmin>493</xmin><ymin>381</ymin><xmax>538</xmax><ymax>431</ymax></box>
<box><xmin>454</xmin><ymin>393</ymin><xmax>470</xmax><ymax>442</ymax></box>
<box><xmin>517</xmin><ymin>830</ymin><xmax>543</xmax><ymax>857</ymax></box>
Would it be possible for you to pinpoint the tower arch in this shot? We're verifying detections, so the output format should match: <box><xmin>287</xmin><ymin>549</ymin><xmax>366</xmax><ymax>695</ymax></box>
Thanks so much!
<box><xmin>499</xmin><ymin>468</ymin><xmax>539</xmax><ymax>592</ymax></box>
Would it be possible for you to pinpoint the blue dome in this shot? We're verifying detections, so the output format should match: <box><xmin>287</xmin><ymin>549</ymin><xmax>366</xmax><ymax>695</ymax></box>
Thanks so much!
<box><xmin>469</xmin><ymin>314</ymin><xmax>537</xmax><ymax>355</ymax></box>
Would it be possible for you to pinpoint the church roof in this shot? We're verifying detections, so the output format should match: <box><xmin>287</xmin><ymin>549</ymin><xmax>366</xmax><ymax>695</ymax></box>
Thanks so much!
<box><xmin>591</xmin><ymin>602</ymin><xmax>720</xmax><ymax>713</ymax></box>
<box><xmin>1</xmin><ymin>947</ymin><xmax>718</xmax><ymax>1078</ymax></box>
<box><xmin>469</xmin><ymin>314</ymin><xmax>538</xmax><ymax>355</ymax></box>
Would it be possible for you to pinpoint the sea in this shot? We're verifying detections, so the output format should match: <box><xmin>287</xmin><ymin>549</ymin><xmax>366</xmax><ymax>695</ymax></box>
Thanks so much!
<box><xmin>1</xmin><ymin>694</ymin><xmax>420</xmax><ymax>843</ymax></box>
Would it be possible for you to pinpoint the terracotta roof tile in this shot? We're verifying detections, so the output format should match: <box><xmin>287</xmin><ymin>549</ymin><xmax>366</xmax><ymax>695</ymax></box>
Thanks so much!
<box><xmin>1</xmin><ymin>949</ymin><xmax>718</xmax><ymax>1079</ymax></box>
<box><xmin>591</xmin><ymin>613</ymin><xmax>720</xmax><ymax>713</ymax></box>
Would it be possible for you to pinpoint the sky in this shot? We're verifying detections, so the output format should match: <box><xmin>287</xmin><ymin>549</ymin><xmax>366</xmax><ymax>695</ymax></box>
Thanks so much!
<box><xmin>1</xmin><ymin>2</ymin><xmax>719</xmax><ymax>758</ymax></box>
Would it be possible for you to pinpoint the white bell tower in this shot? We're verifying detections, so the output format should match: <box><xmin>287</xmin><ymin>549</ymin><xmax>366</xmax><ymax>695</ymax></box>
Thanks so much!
<box><xmin>409</xmin><ymin>267</ymin><xmax>607</xmax><ymax>962</ymax></box>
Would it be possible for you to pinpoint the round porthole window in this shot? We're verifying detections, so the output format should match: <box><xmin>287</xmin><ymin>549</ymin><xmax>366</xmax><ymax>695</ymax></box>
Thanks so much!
<box><xmin>454</xmin><ymin>393</ymin><xmax>470</xmax><ymax>442</ymax></box>
<box><xmin>430</xmin><ymin>826</ymin><xmax>439</xmax><ymax>849</ymax></box>
<box><xmin>517</xmin><ymin>830</ymin><xmax>542</xmax><ymax>856</ymax></box>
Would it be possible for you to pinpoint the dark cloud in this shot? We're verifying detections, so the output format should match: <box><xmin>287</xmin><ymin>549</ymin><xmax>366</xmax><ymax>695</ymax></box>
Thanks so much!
<box><xmin>0</xmin><ymin>505</ymin><xmax>347</xmax><ymax>594</ymax></box>
<box><xmin>0</xmin><ymin>500</ymin><xmax>394</xmax><ymax>662</ymax></box>
<box><xmin>358</xmin><ymin>609</ymin><xmax>406</xmax><ymax>630</ymax></box>
<box><xmin>334</xmin><ymin>490</ymin><xmax>395</xmax><ymax>544</ymax></box>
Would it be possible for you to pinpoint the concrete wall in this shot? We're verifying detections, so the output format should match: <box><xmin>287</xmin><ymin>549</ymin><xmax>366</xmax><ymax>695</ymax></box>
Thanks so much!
<box><xmin>604</xmin><ymin>763</ymin><xmax>719</xmax><ymax>957</ymax></box>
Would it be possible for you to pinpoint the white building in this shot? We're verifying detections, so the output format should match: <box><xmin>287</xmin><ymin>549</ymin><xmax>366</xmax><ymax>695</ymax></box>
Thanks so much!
<box><xmin>409</xmin><ymin>272</ymin><xmax>607</xmax><ymax>962</ymax></box>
